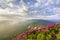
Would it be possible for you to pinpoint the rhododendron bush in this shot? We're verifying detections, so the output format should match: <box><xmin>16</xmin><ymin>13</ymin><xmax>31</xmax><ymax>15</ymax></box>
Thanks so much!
<box><xmin>12</xmin><ymin>23</ymin><xmax>60</xmax><ymax>40</ymax></box>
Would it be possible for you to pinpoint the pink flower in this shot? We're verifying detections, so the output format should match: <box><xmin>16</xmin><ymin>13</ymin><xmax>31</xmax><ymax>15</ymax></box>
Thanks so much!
<box><xmin>55</xmin><ymin>23</ymin><xmax>60</xmax><ymax>25</ymax></box>
<box><xmin>38</xmin><ymin>28</ymin><xmax>41</xmax><ymax>30</ymax></box>
<box><xmin>46</xmin><ymin>24</ymin><xmax>54</xmax><ymax>29</ymax></box>
<box><xmin>43</xmin><ymin>30</ymin><xmax>47</xmax><ymax>32</ymax></box>
<box><xmin>34</xmin><ymin>27</ymin><xmax>37</xmax><ymax>30</ymax></box>
<box><xmin>15</xmin><ymin>35</ymin><xmax>21</xmax><ymax>40</ymax></box>
<box><xmin>15</xmin><ymin>33</ymin><xmax>26</xmax><ymax>40</ymax></box>
<box><xmin>36</xmin><ymin>28</ymin><xmax>42</xmax><ymax>32</ymax></box>
<box><xmin>27</xmin><ymin>30</ymin><xmax>33</xmax><ymax>34</ymax></box>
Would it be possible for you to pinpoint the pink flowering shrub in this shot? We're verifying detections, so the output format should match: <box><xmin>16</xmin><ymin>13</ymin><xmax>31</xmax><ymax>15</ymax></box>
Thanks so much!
<box><xmin>13</xmin><ymin>23</ymin><xmax>60</xmax><ymax>40</ymax></box>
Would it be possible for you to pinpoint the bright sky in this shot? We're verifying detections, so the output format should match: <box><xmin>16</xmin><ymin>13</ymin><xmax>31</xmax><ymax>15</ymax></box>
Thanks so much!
<box><xmin>0</xmin><ymin>0</ymin><xmax>60</xmax><ymax>19</ymax></box>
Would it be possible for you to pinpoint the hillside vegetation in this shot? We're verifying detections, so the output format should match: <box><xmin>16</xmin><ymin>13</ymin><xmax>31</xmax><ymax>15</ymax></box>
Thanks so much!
<box><xmin>13</xmin><ymin>23</ymin><xmax>60</xmax><ymax>40</ymax></box>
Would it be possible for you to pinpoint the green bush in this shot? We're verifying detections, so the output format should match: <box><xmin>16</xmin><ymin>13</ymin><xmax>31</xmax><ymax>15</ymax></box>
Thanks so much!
<box><xmin>13</xmin><ymin>23</ymin><xmax>60</xmax><ymax>40</ymax></box>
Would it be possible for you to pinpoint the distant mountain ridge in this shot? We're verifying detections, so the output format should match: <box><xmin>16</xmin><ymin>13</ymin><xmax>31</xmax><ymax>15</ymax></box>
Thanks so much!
<box><xmin>27</xmin><ymin>19</ymin><xmax>60</xmax><ymax>26</ymax></box>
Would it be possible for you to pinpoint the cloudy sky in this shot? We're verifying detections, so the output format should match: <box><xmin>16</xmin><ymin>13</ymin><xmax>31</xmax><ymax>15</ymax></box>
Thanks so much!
<box><xmin>0</xmin><ymin>0</ymin><xmax>60</xmax><ymax>39</ymax></box>
<box><xmin>0</xmin><ymin>0</ymin><xmax>60</xmax><ymax>19</ymax></box>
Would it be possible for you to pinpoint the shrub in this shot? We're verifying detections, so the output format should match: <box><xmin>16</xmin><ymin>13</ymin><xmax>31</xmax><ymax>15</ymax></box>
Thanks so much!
<box><xmin>13</xmin><ymin>23</ymin><xmax>60</xmax><ymax>40</ymax></box>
